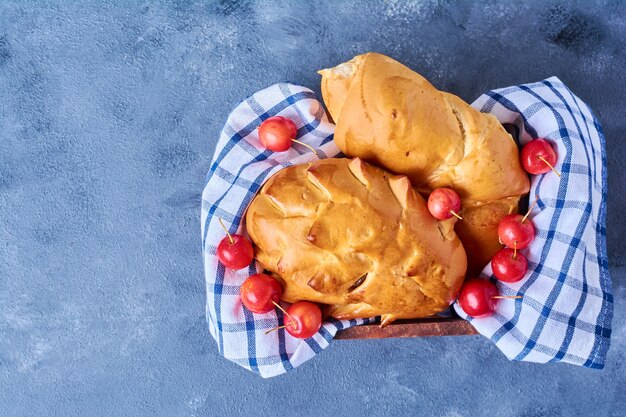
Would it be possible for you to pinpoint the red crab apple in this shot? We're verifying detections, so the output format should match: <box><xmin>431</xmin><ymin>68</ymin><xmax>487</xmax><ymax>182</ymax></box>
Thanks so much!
<box><xmin>258</xmin><ymin>116</ymin><xmax>317</xmax><ymax>154</ymax></box>
<box><xmin>240</xmin><ymin>274</ymin><xmax>283</xmax><ymax>314</ymax></box>
<box><xmin>491</xmin><ymin>247</ymin><xmax>528</xmax><ymax>283</ymax></box>
<box><xmin>497</xmin><ymin>196</ymin><xmax>538</xmax><ymax>250</ymax></box>
<box><xmin>216</xmin><ymin>218</ymin><xmax>254</xmax><ymax>270</ymax></box>
<box><xmin>458</xmin><ymin>278</ymin><xmax>522</xmax><ymax>318</ymax></box>
<box><xmin>427</xmin><ymin>188</ymin><xmax>462</xmax><ymax>220</ymax></box>
<box><xmin>283</xmin><ymin>301</ymin><xmax>322</xmax><ymax>339</ymax></box>
<box><xmin>521</xmin><ymin>139</ymin><xmax>561</xmax><ymax>176</ymax></box>
<box><xmin>498</xmin><ymin>214</ymin><xmax>536</xmax><ymax>250</ymax></box>
<box><xmin>458</xmin><ymin>278</ymin><xmax>500</xmax><ymax>318</ymax></box>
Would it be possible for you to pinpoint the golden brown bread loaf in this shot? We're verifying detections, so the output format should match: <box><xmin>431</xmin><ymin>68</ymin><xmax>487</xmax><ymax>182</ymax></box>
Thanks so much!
<box><xmin>319</xmin><ymin>53</ymin><xmax>530</xmax><ymax>274</ymax></box>
<box><xmin>246</xmin><ymin>158</ymin><xmax>467</xmax><ymax>324</ymax></box>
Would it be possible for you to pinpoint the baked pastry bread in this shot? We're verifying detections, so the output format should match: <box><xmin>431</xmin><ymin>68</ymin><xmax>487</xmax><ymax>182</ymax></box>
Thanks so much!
<box><xmin>319</xmin><ymin>53</ymin><xmax>530</xmax><ymax>274</ymax></box>
<box><xmin>246</xmin><ymin>158</ymin><xmax>467</xmax><ymax>324</ymax></box>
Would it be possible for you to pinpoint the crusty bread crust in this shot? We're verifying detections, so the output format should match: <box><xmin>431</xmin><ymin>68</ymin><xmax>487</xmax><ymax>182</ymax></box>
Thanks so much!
<box><xmin>246</xmin><ymin>158</ymin><xmax>467</xmax><ymax>324</ymax></box>
<box><xmin>319</xmin><ymin>53</ymin><xmax>530</xmax><ymax>274</ymax></box>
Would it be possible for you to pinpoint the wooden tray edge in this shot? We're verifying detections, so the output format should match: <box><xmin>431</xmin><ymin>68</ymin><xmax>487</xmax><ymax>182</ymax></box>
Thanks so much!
<box><xmin>335</xmin><ymin>317</ymin><xmax>477</xmax><ymax>339</ymax></box>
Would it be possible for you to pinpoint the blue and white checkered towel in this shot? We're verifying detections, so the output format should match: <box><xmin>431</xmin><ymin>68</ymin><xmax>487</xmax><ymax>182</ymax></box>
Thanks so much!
<box><xmin>201</xmin><ymin>78</ymin><xmax>612</xmax><ymax>377</ymax></box>
<box><xmin>453</xmin><ymin>79</ymin><xmax>612</xmax><ymax>369</ymax></box>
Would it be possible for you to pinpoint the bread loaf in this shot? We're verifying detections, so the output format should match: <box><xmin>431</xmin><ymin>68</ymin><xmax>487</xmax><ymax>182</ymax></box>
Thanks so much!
<box><xmin>319</xmin><ymin>53</ymin><xmax>530</xmax><ymax>274</ymax></box>
<box><xmin>246</xmin><ymin>158</ymin><xmax>467</xmax><ymax>324</ymax></box>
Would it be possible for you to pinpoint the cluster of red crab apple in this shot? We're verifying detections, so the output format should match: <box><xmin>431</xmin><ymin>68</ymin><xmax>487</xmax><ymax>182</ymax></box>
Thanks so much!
<box><xmin>217</xmin><ymin>115</ymin><xmax>560</xmax><ymax>331</ymax></box>
<box><xmin>428</xmin><ymin>139</ymin><xmax>560</xmax><ymax>318</ymax></box>
<box><xmin>215</xmin><ymin>116</ymin><xmax>322</xmax><ymax>339</ymax></box>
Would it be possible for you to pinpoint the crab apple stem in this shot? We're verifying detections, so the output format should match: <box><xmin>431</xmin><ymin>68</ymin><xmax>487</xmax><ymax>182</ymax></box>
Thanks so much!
<box><xmin>291</xmin><ymin>139</ymin><xmax>319</xmax><ymax>156</ymax></box>
<box><xmin>538</xmin><ymin>156</ymin><xmax>561</xmax><ymax>177</ymax></box>
<box><xmin>491</xmin><ymin>295</ymin><xmax>524</xmax><ymax>299</ymax></box>
<box><xmin>450</xmin><ymin>210</ymin><xmax>463</xmax><ymax>220</ymax></box>
<box><xmin>271</xmin><ymin>301</ymin><xmax>297</xmax><ymax>330</ymax></box>
<box><xmin>218</xmin><ymin>217</ymin><xmax>234</xmax><ymax>244</ymax></box>
<box><xmin>265</xmin><ymin>325</ymin><xmax>288</xmax><ymax>335</ymax></box>
<box><xmin>513</xmin><ymin>242</ymin><xmax>517</xmax><ymax>260</ymax></box>
<box><xmin>521</xmin><ymin>195</ymin><xmax>539</xmax><ymax>224</ymax></box>
<box><xmin>271</xmin><ymin>300</ymin><xmax>289</xmax><ymax>316</ymax></box>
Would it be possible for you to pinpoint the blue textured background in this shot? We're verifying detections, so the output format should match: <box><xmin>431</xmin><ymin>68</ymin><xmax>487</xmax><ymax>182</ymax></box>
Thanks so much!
<box><xmin>1</xmin><ymin>1</ymin><xmax>624</xmax><ymax>416</ymax></box>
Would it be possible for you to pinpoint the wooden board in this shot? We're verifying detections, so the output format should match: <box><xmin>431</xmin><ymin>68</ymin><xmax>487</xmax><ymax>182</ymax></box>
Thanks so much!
<box><xmin>335</xmin><ymin>317</ymin><xmax>477</xmax><ymax>339</ymax></box>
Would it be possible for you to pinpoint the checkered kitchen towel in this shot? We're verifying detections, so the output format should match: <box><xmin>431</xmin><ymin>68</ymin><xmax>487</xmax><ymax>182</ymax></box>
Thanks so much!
<box><xmin>201</xmin><ymin>78</ymin><xmax>612</xmax><ymax>377</ymax></box>
<box><xmin>453</xmin><ymin>78</ymin><xmax>612</xmax><ymax>369</ymax></box>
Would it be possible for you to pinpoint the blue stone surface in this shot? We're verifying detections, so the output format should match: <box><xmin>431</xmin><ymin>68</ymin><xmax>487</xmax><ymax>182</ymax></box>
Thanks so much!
<box><xmin>1</xmin><ymin>1</ymin><xmax>624</xmax><ymax>416</ymax></box>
